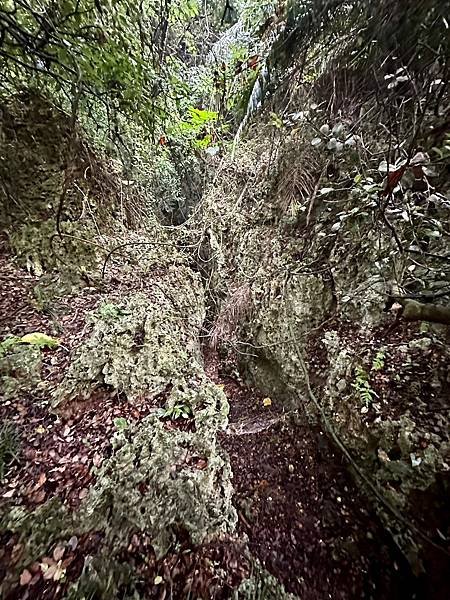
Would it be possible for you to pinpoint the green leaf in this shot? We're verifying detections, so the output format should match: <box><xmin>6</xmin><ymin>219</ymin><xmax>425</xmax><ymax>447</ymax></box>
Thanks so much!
<box><xmin>113</xmin><ymin>417</ymin><xmax>128</xmax><ymax>430</ymax></box>
<box><xmin>188</xmin><ymin>107</ymin><xmax>218</xmax><ymax>125</ymax></box>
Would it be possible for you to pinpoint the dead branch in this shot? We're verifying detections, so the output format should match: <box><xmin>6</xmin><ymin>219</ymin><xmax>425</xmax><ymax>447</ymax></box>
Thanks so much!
<box><xmin>397</xmin><ymin>298</ymin><xmax>450</xmax><ymax>325</ymax></box>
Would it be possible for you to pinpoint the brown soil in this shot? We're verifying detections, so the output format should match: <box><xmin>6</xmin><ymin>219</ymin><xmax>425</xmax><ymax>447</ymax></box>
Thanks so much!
<box><xmin>201</xmin><ymin>348</ymin><xmax>418</xmax><ymax>600</ymax></box>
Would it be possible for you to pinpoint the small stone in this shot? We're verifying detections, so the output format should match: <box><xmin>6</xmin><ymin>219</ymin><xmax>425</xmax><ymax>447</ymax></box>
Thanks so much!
<box><xmin>288</xmin><ymin>464</ymin><xmax>294</xmax><ymax>474</ymax></box>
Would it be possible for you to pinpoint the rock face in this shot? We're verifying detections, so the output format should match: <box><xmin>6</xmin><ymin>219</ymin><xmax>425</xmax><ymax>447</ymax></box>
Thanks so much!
<box><xmin>1</xmin><ymin>88</ymin><xmax>448</xmax><ymax>597</ymax></box>
<box><xmin>0</xmin><ymin>96</ymin><xmax>111</xmax><ymax>276</ymax></box>
<box><xmin>0</xmin><ymin>345</ymin><xmax>42</xmax><ymax>400</ymax></box>
<box><xmin>50</xmin><ymin>242</ymin><xmax>237</xmax><ymax>553</ymax></box>
<box><xmin>2</xmin><ymin>251</ymin><xmax>238</xmax><ymax>596</ymax></box>
<box><xmin>0</xmin><ymin>98</ymin><xmax>238</xmax><ymax>598</ymax></box>
<box><xmin>83</xmin><ymin>402</ymin><xmax>235</xmax><ymax>555</ymax></box>
<box><xmin>201</xmin><ymin>114</ymin><xmax>450</xmax><ymax>580</ymax></box>
<box><xmin>55</xmin><ymin>264</ymin><xmax>236</xmax><ymax>558</ymax></box>
<box><xmin>5</xmin><ymin>246</ymin><xmax>238</xmax><ymax>590</ymax></box>
<box><xmin>54</xmin><ymin>273</ymin><xmax>205</xmax><ymax>406</ymax></box>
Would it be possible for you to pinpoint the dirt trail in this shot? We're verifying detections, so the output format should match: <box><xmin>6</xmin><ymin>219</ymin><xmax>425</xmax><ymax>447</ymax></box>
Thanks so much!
<box><xmin>205</xmin><ymin>350</ymin><xmax>418</xmax><ymax>600</ymax></box>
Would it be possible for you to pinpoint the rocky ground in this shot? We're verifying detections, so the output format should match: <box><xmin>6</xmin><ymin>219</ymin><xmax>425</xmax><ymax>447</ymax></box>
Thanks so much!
<box><xmin>0</xmin><ymin>240</ymin><xmax>425</xmax><ymax>600</ymax></box>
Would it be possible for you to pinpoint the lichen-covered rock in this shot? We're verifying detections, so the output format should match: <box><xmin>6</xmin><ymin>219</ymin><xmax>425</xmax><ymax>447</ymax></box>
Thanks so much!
<box><xmin>54</xmin><ymin>265</ymin><xmax>205</xmax><ymax>407</ymax></box>
<box><xmin>82</xmin><ymin>382</ymin><xmax>235</xmax><ymax>556</ymax></box>
<box><xmin>322</xmin><ymin>330</ymin><xmax>450</xmax><ymax>491</ymax></box>
<box><xmin>3</xmin><ymin>272</ymin><xmax>237</xmax><ymax>596</ymax></box>
<box><xmin>200</xmin><ymin>116</ymin><xmax>450</xmax><ymax>574</ymax></box>
<box><xmin>0</xmin><ymin>344</ymin><xmax>42</xmax><ymax>400</ymax></box>
<box><xmin>1</xmin><ymin>220</ymin><xmax>242</xmax><ymax>596</ymax></box>
<box><xmin>64</xmin><ymin>554</ymin><xmax>137</xmax><ymax>600</ymax></box>
<box><xmin>248</xmin><ymin>274</ymin><xmax>334</xmax><ymax>402</ymax></box>
<box><xmin>0</xmin><ymin>97</ymin><xmax>117</xmax><ymax>276</ymax></box>
<box><xmin>235</xmin><ymin>560</ymin><xmax>298</xmax><ymax>600</ymax></box>
<box><xmin>8</xmin><ymin>219</ymin><xmax>98</xmax><ymax>276</ymax></box>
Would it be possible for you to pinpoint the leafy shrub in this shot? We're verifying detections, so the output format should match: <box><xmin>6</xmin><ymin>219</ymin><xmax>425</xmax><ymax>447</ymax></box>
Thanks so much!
<box><xmin>113</xmin><ymin>417</ymin><xmax>129</xmax><ymax>430</ymax></box>
<box><xmin>352</xmin><ymin>365</ymin><xmax>377</xmax><ymax>407</ymax></box>
<box><xmin>371</xmin><ymin>350</ymin><xmax>386</xmax><ymax>372</ymax></box>
<box><xmin>98</xmin><ymin>303</ymin><xmax>124</xmax><ymax>322</ymax></box>
<box><xmin>159</xmin><ymin>402</ymin><xmax>193</xmax><ymax>420</ymax></box>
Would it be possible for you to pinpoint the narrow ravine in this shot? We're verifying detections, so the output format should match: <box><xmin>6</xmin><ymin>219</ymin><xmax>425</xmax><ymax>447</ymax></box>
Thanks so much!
<box><xmin>1</xmin><ymin>2</ymin><xmax>449</xmax><ymax>598</ymax></box>
<box><xmin>204</xmin><ymin>348</ymin><xmax>417</xmax><ymax>600</ymax></box>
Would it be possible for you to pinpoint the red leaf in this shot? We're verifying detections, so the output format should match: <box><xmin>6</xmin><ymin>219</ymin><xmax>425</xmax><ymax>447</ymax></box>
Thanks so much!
<box><xmin>382</xmin><ymin>166</ymin><xmax>406</xmax><ymax>196</ymax></box>
<box><xmin>247</xmin><ymin>55</ymin><xmax>260</xmax><ymax>70</ymax></box>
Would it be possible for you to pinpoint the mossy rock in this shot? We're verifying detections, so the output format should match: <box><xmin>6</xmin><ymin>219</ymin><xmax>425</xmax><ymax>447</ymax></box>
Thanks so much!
<box><xmin>0</xmin><ymin>344</ymin><xmax>42</xmax><ymax>400</ymax></box>
<box><xmin>235</xmin><ymin>559</ymin><xmax>298</xmax><ymax>600</ymax></box>
<box><xmin>82</xmin><ymin>397</ymin><xmax>236</xmax><ymax>556</ymax></box>
<box><xmin>54</xmin><ymin>270</ymin><xmax>205</xmax><ymax>407</ymax></box>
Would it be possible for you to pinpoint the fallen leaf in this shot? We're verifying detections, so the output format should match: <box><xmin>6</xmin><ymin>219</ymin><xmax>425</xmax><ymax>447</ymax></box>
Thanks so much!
<box><xmin>53</xmin><ymin>564</ymin><xmax>66</xmax><ymax>581</ymax></box>
<box><xmin>43</xmin><ymin>564</ymin><xmax>57</xmax><ymax>580</ymax></box>
<box><xmin>34</xmin><ymin>472</ymin><xmax>47</xmax><ymax>490</ymax></box>
<box><xmin>30</xmin><ymin>572</ymin><xmax>41</xmax><ymax>585</ymax></box>
<box><xmin>35</xmin><ymin>425</ymin><xmax>46</xmax><ymax>434</ymax></box>
<box><xmin>3</xmin><ymin>489</ymin><xmax>15</xmax><ymax>498</ymax></box>
<box><xmin>53</xmin><ymin>545</ymin><xmax>65</xmax><ymax>562</ymax></box>
<box><xmin>11</xmin><ymin>543</ymin><xmax>23</xmax><ymax>562</ymax></box>
<box><xmin>78</xmin><ymin>488</ymin><xmax>88</xmax><ymax>500</ymax></box>
<box><xmin>31</xmin><ymin>489</ymin><xmax>46</xmax><ymax>504</ymax></box>
<box><xmin>92</xmin><ymin>454</ymin><xmax>103</xmax><ymax>468</ymax></box>
<box><xmin>20</xmin><ymin>332</ymin><xmax>59</xmax><ymax>348</ymax></box>
<box><xmin>67</xmin><ymin>536</ymin><xmax>78</xmax><ymax>551</ymax></box>
<box><xmin>154</xmin><ymin>575</ymin><xmax>163</xmax><ymax>585</ymax></box>
<box><xmin>20</xmin><ymin>569</ymin><xmax>33</xmax><ymax>586</ymax></box>
<box><xmin>30</xmin><ymin>562</ymin><xmax>41</xmax><ymax>574</ymax></box>
<box><xmin>195</xmin><ymin>458</ymin><xmax>208</xmax><ymax>470</ymax></box>
<box><xmin>262</xmin><ymin>397</ymin><xmax>272</xmax><ymax>407</ymax></box>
